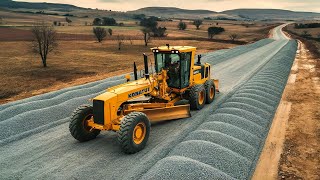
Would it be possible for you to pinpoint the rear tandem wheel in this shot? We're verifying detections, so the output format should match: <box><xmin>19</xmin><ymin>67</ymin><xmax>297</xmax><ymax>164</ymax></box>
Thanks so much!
<box><xmin>188</xmin><ymin>84</ymin><xmax>206</xmax><ymax>110</ymax></box>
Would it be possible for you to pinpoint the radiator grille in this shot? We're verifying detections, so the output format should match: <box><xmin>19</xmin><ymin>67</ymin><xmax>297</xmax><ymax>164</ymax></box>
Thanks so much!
<box><xmin>93</xmin><ymin>100</ymin><xmax>104</xmax><ymax>125</ymax></box>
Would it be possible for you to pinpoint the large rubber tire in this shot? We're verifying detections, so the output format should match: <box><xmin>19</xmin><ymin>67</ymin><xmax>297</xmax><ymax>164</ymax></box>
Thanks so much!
<box><xmin>118</xmin><ymin>112</ymin><xmax>151</xmax><ymax>154</ymax></box>
<box><xmin>69</xmin><ymin>104</ymin><xmax>100</xmax><ymax>142</ymax></box>
<box><xmin>188</xmin><ymin>84</ymin><xmax>206</xmax><ymax>110</ymax></box>
<box><xmin>204</xmin><ymin>80</ymin><xmax>216</xmax><ymax>104</ymax></box>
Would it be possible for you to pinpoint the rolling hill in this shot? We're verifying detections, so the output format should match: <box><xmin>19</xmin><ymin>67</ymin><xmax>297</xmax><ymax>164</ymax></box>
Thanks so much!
<box><xmin>127</xmin><ymin>7</ymin><xmax>236</xmax><ymax>19</ymax></box>
<box><xmin>0</xmin><ymin>0</ymin><xmax>84</xmax><ymax>10</ymax></box>
<box><xmin>222</xmin><ymin>9</ymin><xmax>320</xmax><ymax>20</ymax></box>
<box><xmin>1</xmin><ymin>1</ymin><xmax>320</xmax><ymax>20</ymax></box>
<box><xmin>129</xmin><ymin>7</ymin><xmax>320</xmax><ymax>20</ymax></box>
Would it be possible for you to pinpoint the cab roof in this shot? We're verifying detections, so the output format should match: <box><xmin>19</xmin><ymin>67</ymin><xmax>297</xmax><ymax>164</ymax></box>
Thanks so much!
<box><xmin>151</xmin><ymin>46</ymin><xmax>196</xmax><ymax>52</ymax></box>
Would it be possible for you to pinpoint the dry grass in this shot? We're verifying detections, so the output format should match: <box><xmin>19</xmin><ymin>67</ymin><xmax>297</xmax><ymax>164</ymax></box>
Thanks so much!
<box><xmin>285</xmin><ymin>24</ymin><xmax>320</xmax><ymax>58</ymax></box>
<box><xmin>0</xmin><ymin>39</ymin><xmax>235</xmax><ymax>104</ymax></box>
<box><xmin>0</xmin><ymin>9</ymin><xmax>277</xmax><ymax>103</ymax></box>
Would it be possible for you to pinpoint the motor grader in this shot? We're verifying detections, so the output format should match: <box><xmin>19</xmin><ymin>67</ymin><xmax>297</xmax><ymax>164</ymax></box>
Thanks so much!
<box><xmin>69</xmin><ymin>45</ymin><xmax>219</xmax><ymax>154</ymax></box>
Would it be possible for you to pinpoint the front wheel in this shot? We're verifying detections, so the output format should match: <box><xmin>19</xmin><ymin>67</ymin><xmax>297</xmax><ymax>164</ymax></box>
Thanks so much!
<box><xmin>118</xmin><ymin>112</ymin><xmax>151</xmax><ymax>154</ymax></box>
<box><xmin>69</xmin><ymin>104</ymin><xmax>100</xmax><ymax>142</ymax></box>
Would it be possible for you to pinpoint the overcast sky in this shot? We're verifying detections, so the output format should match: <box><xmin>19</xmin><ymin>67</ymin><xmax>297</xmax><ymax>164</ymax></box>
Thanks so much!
<box><xmin>15</xmin><ymin>0</ymin><xmax>320</xmax><ymax>12</ymax></box>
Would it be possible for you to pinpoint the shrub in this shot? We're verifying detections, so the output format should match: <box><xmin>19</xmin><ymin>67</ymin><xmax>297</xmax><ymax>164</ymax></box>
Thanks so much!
<box><xmin>208</xmin><ymin>26</ymin><xmax>225</xmax><ymax>39</ymax></box>
<box><xmin>301</xmin><ymin>30</ymin><xmax>311</xmax><ymax>38</ymax></box>
<box><xmin>193</xmin><ymin>19</ymin><xmax>203</xmax><ymax>30</ymax></box>
<box><xmin>93</xmin><ymin>18</ymin><xmax>102</xmax><ymax>26</ymax></box>
<box><xmin>178</xmin><ymin>21</ymin><xmax>187</xmax><ymax>30</ymax></box>
<box><xmin>229</xmin><ymin>33</ymin><xmax>239</xmax><ymax>41</ymax></box>
<box><xmin>102</xmin><ymin>17</ymin><xmax>117</xmax><ymax>26</ymax></box>
<box><xmin>153</xmin><ymin>27</ymin><xmax>167</xmax><ymax>37</ymax></box>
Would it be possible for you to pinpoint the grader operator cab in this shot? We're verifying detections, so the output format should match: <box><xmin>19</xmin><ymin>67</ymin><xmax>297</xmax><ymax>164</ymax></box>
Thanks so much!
<box><xmin>69</xmin><ymin>45</ymin><xmax>219</xmax><ymax>154</ymax></box>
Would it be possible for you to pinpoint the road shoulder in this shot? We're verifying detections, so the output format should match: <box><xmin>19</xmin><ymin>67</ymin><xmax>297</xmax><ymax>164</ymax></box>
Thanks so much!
<box><xmin>253</xmin><ymin>40</ymin><xmax>320</xmax><ymax>179</ymax></box>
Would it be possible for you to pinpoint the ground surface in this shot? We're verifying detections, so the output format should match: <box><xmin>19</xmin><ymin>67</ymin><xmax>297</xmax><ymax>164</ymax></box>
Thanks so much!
<box><xmin>253</xmin><ymin>25</ymin><xmax>320</xmax><ymax>179</ymax></box>
<box><xmin>0</xmin><ymin>9</ymin><xmax>276</xmax><ymax>104</ymax></box>
<box><xmin>0</xmin><ymin>25</ymin><xmax>297</xmax><ymax>179</ymax></box>
<box><xmin>276</xmin><ymin>40</ymin><xmax>320</xmax><ymax>179</ymax></box>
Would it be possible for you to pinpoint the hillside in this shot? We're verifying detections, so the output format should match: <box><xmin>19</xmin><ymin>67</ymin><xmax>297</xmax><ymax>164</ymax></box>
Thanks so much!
<box><xmin>129</xmin><ymin>7</ymin><xmax>320</xmax><ymax>20</ymax></box>
<box><xmin>222</xmin><ymin>9</ymin><xmax>320</xmax><ymax>20</ymax></box>
<box><xmin>0</xmin><ymin>0</ymin><xmax>83</xmax><ymax>10</ymax></box>
<box><xmin>128</xmin><ymin>7</ymin><xmax>231</xmax><ymax>19</ymax></box>
<box><xmin>1</xmin><ymin>1</ymin><xmax>320</xmax><ymax>20</ymax></box>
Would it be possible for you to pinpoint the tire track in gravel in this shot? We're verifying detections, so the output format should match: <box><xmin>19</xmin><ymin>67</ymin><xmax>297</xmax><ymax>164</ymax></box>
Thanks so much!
<box><xmin>0</xmin><ymin>25</ymin><xmax>294</xmax><ymax>180</ymax></box>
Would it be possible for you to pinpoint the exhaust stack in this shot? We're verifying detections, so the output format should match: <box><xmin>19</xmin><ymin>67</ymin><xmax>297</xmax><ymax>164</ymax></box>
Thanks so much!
<box><xmin>133</xmin><ymin>62</ymin><xmax>138</xmax><ymax>80</ymax></box>
<box><xmin>143</xmin><ymin>53</ymin><xmax>149</xmax><ymax>79</ymax></box>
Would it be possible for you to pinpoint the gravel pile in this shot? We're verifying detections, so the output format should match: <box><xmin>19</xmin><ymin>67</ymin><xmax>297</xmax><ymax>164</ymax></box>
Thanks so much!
<box><xmin>141</xmin><ymin>40</ymin><xmax>297</xmax><ymax>180</ymax></box>
<box><xmin>0</xmin><ymin>74</ymin><xmax>126</xmax><ymax>111</ymax></box>
<box><xmin>0</xmin><ymin>77</ymin><xmax>127</xmax><ymax>145</ymax></box>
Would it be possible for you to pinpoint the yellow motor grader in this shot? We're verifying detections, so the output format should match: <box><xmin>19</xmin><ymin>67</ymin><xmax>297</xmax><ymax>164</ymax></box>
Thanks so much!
<box><xmin>69</xmin><ymin>45</ymin><xmax>219</xmax><ymax>154</ymax></box>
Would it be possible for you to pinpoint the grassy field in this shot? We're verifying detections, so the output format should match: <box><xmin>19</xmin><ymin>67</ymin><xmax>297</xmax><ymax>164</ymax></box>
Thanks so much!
<box><xmin>0</xmin><ymin>9</ymin><xmax>277</xmax><ymax>104</ymax></box>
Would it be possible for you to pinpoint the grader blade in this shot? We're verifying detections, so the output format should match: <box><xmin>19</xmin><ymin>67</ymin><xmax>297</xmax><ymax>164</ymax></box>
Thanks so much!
<box><xmin>145</xmin><ymin>105</ymin><xmax>191</xmax><ymax>121</ymax></box>
<box><xmin>126</xmin><ymin>105</ymin><xmax>191</xmax><ymax>122</ymax></box>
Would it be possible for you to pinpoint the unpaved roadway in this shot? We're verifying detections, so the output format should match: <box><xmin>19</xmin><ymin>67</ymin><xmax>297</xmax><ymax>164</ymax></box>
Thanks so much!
<box><xmin>0</xmin><ymin>25</ymin><xmax>295</xmax><ymax>180</ymax></box>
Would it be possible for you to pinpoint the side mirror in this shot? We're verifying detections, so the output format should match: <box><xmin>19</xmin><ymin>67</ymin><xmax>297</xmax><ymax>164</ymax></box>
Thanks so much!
<box><xmin>197</xmin><ymin>54</ymin><xmax>202</xmax><ymax>65</ymax></box>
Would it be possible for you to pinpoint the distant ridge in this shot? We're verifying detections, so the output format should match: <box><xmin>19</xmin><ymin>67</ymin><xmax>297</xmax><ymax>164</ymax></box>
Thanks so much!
<box><xmin>131</xmin><ymin>7</ymin><xmax>217</xmax><ymax>14</ymax></box>
<box><xmin>222</xmin><ymin>8</ymin><xmax>320</xmax><ymax>19</ymax></box>
<box><xmin>0</xmin><ymin>1</ymin><xmax>319</xmax><ymax>20</ymax></box>
<box><xmin>128</xmin><ymin>7</ymin><xmax>223</xmax><ymax>19</ymax></box>
<box><xmin>0</xmin><ymin>0</ymin><xmax>84</xmax><ymax>10</ymax></box>
<box><xmin>129</xmin><ymin>7</ymin><xmax>320</xmax><ymax>20</ymax></box>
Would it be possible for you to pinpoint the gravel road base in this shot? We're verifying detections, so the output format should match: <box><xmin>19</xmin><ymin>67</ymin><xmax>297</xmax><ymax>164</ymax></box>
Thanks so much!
<box><xmin>141</xmin><ymin>40</ymin><xmax>297</xmax><ymax>180</ymax></box>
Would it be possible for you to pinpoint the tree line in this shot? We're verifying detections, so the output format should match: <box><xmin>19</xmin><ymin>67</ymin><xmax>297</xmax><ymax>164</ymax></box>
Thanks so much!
<box><xmin>294</xmin><ymin>23</ymin><xmax>320</xmax><ymax>29</ymax></box>
<box><xmin>30</xmin><ymin>16</ymin><xmax>240</xmax><ymax>68</ymax></box>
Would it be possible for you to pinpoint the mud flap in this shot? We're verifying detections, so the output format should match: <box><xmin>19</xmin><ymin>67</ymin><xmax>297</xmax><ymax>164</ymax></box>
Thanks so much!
<box><xmin>214</xmin><ymin>79</ymin><xmax>220</xmax><ymax>93</ymax></box>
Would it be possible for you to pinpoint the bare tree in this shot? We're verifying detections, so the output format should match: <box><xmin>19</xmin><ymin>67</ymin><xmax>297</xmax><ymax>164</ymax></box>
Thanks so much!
<box><xmin>93</xmin><ymin>27</ymin><xmax>107</xmax><ymax>42</ymax></box>
<box><xmin>31</xmin><ymin>22</ymin><xmax>58</xmax><ymax>67</ymax></box>
<box><xmin>141</xmin><ymin>28</ymin><xmax>151</xmax><ymax>46</ymax></box>
<box><xmin>229</xmin><ymin>34</ymin><xmax>238</xmax><ymax>41</ymax></box>
<box><xmin>108</xmin><ymin>28</ymin><xmax>113</xmax><ymax>36</ymax></box>
<box><xmin>116</xmin><ymin>35</ymin><xmax>125</xmax><ymax>50</ymax></box>
<box><xmin>128</xmin><ymin>37</ymin><xmax>133</xmax><ymax>45</ymax></box>
<box><xmin>302</xmin><ymin>30</ymin><xmax>311</xmax><ymax>38</ymax></box>
<box><xmin>66</xmin><ymin>17</ymin><xmax>72</xmax><ymax>25</ymax></box>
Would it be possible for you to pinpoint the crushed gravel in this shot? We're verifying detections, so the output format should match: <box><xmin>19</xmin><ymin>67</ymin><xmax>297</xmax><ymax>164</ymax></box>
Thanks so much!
<box><xmin>141</xmin><ymin>40</ymin><xmax>297</xmax><ymax>180</ymax></box>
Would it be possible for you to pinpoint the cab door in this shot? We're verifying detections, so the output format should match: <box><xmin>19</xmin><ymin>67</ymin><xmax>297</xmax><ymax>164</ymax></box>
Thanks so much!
<box><xmin>180</xmin><ymin>52</ymin><xmax>192</xmax><ymax>88</ymax></box>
